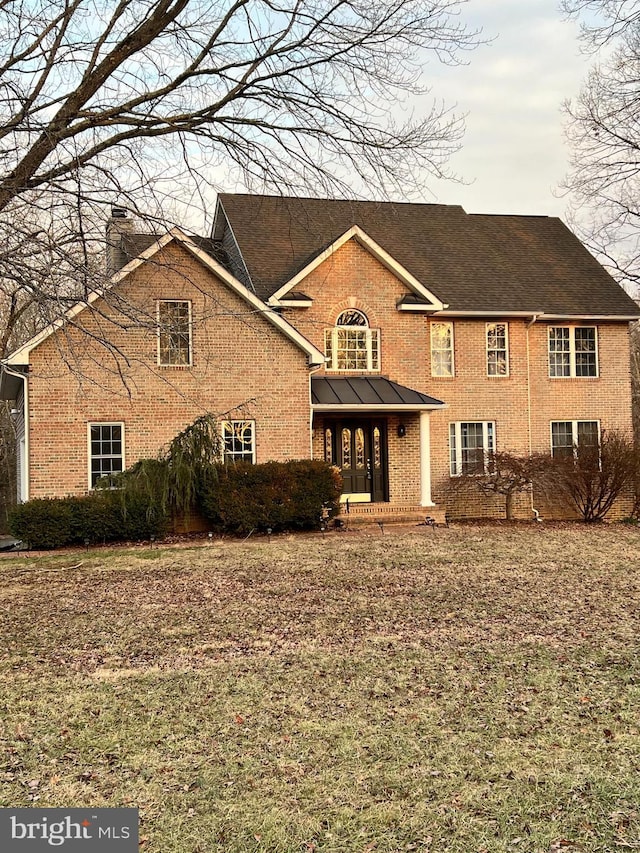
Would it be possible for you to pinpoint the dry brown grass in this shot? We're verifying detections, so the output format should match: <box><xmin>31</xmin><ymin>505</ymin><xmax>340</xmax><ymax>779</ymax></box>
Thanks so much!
<box><xmin>1</xmin><ymin>523</ymin><xmax>639</xmax><ymax>852</ymax></box>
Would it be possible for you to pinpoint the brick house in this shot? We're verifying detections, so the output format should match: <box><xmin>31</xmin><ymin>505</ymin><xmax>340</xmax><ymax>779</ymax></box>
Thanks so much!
<box><xmin>2</xmin><ymin>194</ymin><xmax>638</xmax><ymax>521</ymax></box>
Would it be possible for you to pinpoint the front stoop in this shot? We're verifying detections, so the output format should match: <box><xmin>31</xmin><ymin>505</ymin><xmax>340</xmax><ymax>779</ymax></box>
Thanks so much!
<box><xmin>336</xmin><ymin>503</ymin><xmax>448</xmax><ymax>526</ymax></box>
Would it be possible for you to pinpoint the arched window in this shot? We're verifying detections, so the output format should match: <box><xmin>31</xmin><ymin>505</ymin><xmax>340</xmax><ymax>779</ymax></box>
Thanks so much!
<box><xmin>325</xmin><ymin>309</ymin><xmax>380</xmax><ymax>371</ymax></box>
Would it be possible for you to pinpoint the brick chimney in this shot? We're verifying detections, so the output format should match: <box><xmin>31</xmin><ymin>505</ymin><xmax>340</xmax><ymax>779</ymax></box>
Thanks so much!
<box><xmin>106</xmin><ymin>206</ymin><xmax>134</xmax><ymax>275</ymax></box>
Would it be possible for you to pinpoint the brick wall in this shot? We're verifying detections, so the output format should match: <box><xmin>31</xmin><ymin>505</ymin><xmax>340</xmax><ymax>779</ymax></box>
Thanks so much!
<box><xmin>25</xmin><ymin>235</ymin><xmax>635</xmax><ymax>520</ymax></box>
<box><xmin>282</xmin><ymin>239</ymin><xmax>634</xmax><ymax>519</ymax></box>
<box><xmin>27</xmin><ymin>243</ymin><xmax>311</xmax><ymax>498</ymax></box>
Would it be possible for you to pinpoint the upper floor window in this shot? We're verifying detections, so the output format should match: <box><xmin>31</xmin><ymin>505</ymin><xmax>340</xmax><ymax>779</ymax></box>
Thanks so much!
<box><xmin>325</xmin><ymin>309</ymin><xmax>380</xmax><ymax>371</ymax></box>
<box><xmin>158</xmin><ymin>300</ymin><xmax>192</xmax><ymax>366</ymax></box>
<box><xmin>221</xmin><ymin>420</ymin><xmax>256</xmax><ymax>463</ymax></box>
<box><xmin>431</xmin><ymin>322</ymin><xmax>454</xmax><ymax>377</ymax></box>
<box><xmin>449</xmin><ymin>421</ymin><xmax>495</xmax><ymax>475</ymax></box>
<box><xmin>88</xmin><ymin>422</ymin><xmax>124</xmax><ymax>488</ymax></box>
<box><xmin>486</xmin><ymin>322</ymin><xmax>508</xmax><ymax>376</ymax></box>
<box><xmin>551</xmin><ymin>420</ymin><xmax>599</xmax><ymax>458</ymax></box>
<box><xmin>548</xmin><ymin>326</ymin><xmax>597</xmax><ymax>378</ymax></box>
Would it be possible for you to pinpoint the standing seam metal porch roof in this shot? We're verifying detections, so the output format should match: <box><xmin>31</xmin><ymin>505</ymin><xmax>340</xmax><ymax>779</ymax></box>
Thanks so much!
<box><xmin>311</xmin><ymin>377</ymin><xmax>445</xmax><ymax>409</ymax></box>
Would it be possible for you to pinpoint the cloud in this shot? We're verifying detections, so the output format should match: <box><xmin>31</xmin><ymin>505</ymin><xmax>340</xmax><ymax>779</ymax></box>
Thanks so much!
<box><xmin>421</xmin><ymin>0</ymin><xmax>590</xmax><ymax>216</ymax></box>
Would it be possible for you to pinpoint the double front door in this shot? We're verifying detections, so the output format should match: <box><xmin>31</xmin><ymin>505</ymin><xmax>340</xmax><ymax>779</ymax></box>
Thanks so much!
<box><xmin>324</xmin><ymin>419</ymin><xmax>388</xmax><ymax>502</ymax></box>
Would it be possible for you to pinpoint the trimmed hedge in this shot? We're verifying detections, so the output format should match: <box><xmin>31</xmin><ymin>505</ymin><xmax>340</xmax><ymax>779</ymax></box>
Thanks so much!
<box><xmin>9</xmin><ymin>490</ymin><xmax>167</xmax><ymax>550</ymax></box>
<box><xmin>199</xmin><ymin>459</ymin><xmax>342</xmax><ymax>535</ymax></box>
<box><xmin>9</xmin><ymin>459</ymin><xmax>342</xmax><ymax>548</ymax></box>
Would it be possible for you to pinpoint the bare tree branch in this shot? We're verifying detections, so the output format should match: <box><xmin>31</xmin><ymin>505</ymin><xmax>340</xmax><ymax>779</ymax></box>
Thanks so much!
<box><xmin>561</xmin><ymin>0</ymin><xmax>640</xmax><ymax>291</ymax></box>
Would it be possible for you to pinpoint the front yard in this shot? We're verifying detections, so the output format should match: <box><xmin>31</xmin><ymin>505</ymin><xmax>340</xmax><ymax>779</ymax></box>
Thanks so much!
<box><xmin>0</xmin><ymin>524</ymin><xmax>639</xmax><ymax>852</ymax></box>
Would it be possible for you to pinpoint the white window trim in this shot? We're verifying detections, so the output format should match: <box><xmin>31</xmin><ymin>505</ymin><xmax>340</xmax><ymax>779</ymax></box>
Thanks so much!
<box><xmin>87</xmin><ymin>422</ymin><xmax>125</xmax><ymax>490</ymax></box>
<box><xmin>157</xmin><ymin>299</ymin><xmax>193</xmax><ymax>367</ymax></box>
<box><xmin>550</xmin><ymin>419</ymin><xmax>601</xmax><ymax>457</ymax></box>
<box><xmin>548</xmin><ymin>325</ymin><xmax>598</xmax><ymax>379</ymax></box>
<box><xmin>449</xmin><ymin>421</ymin><xmax>496</xmax><ymax>476</ymax></box>
<box><xmin>221</xmin><ymin>419</ymin><xmax>257</xmax><ymax>464</ymax></box>
<box><xmin>431</xmin><ymin>321</ymin><xmax>455</xmax><ymax>378</ymax></box>
<box><xmin>324</xmin><ymin>326</ymin><xmax>381</xmax><ymax>372</ymax></box>
<box><xmin>486</xmin><ymin>322</ymin><xmax>509</xmax><ymax>377</ymax></box>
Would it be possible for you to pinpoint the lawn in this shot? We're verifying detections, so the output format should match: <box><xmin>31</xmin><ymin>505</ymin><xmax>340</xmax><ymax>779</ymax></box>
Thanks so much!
<box><xmin>0</xmin><ymin>524</ymin><xmax>639</xmax><ymax>853</ymax></box>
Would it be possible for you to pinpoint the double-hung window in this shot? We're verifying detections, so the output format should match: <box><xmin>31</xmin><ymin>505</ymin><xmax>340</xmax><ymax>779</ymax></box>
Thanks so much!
<box><xmin>158</xmin><ymin>300</ymin><xmax>192</xmax><ymax>366</ymax></box>
<box><xmin>486</xmin><ymin>323</ymin><xmax>508</xmax><ymax>376</ymax></box>
<box><xmin>450</xmin><ymin>421</ymin><xmax>495</xmax><ymax>475</ymax></box>
<box><xmin>325</xmin><ymin>310</ymin><xmax>379</xmax><ymax>371</ymax></box>
<box><xmin>551</xmin><ymin>420</ymin><xmax>599</xmax><ymax>458</ymax></box>
<box><xmin>221</xmin><ymin>420</ymin><xmax>256</xmax><ymax>463</ymax></box>
<box><xmin>88</xmin><ymin>423</ymin><xmax>124</xmax><ymax>488</ymax></box>
<box><xmin>548</xmin><ymin>326</ymin><xmax>597</xmax><ymax>377</ymax></box>
<box><xmin>431</xmin><ymin>322</ymin><xmax>454</xmax><ymax>377</ymax></box>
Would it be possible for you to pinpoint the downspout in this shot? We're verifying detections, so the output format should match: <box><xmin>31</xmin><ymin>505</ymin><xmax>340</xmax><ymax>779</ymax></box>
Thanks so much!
<box><xmin>3</xmin><ymin>362</ymin><xmax>29</xmax><ymax>502</ymax></box>
<box><xmin>526</xmin><ymin>314</ymin><xmax>542</xmax><ymax>516</ymax></box>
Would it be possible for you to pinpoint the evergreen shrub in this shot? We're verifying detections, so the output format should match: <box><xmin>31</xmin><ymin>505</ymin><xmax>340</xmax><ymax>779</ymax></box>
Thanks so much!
<box><xmin>9</xmin><ymin>490</ymin><xmax>167</xmax><ymax>549</ymax></box>
<box><xmin>199</xmin><ymin>459</ymin><xmax>342</xmax><ymax>535</ymax></box>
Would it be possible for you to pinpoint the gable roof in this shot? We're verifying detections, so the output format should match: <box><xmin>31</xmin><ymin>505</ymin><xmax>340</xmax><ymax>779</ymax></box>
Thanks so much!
<box><xmin>216</xmin><ymin>194</ymin><xmax>640</xmax><ymax>317</ymax></box>
<box><xmin>4</xmin><ymin>229</ymin><xmax>325</xmax><ymax>368</ymax></box>
<box><xmin>268</xmin><ymin>225</ymin><xmax>446</xmax><ymax>310</ymax></box>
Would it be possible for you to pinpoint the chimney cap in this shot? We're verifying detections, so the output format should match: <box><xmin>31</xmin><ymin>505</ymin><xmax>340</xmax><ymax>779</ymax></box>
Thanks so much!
<box><xmin>111</xmin><ymin>206</ymin><xmax>127</xmax><ymax>219</ymax></box>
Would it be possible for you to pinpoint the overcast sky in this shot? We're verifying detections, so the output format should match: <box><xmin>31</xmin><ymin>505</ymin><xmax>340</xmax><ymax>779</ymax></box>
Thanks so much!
<box><xmin>413</xmin><ymin>0</ymin><xmax>591</xmax><ymax>218</ymax></box>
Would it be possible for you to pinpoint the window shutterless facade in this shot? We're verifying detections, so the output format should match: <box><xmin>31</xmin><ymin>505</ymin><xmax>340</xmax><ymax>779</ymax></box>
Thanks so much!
<box><xmin>88</xmin><ymin>423</ymin><xmax>124</xmax><ymax>488</ymax></box>
<box><xmin>449</xmin><ymin>421</ymin><xmax>495</xmax><ymax>475</ymax></box>
<box><xmin>157</xmin><ymin>300</ymin><xmax>192</xmax><ymax>366</ymax></box>
<box><xmin>548</xmin><ymin>326</ymin><xmax>598</xmax><ymax>377</ymax></box>
<box><xmin>324</xmin><ymin>309</ymin><xmax>380</xmax><ymax>371</ymax></box>
<box><xmin>551</xmin><ymin>420</ymin><xmax>600</xmax><ymax>458</ymax></box>
<box><xmin>486</xmin><ymin>322</ymin><xmax>508</xmax><ymax>376</ymax></box>
<box><xmin>221</xmin><ymin>420</ymin><xmax>256</xmax><ymax>463</ymax></box>
<box><xmin>431</xmin><ymin>321</ymin><xmax>454</xmax><ymax>377</ymax></box>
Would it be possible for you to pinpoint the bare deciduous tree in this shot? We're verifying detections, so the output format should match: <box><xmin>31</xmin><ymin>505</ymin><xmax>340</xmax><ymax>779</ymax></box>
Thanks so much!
<box><xmin>535</xmin><ymin>429</ymin><xmax>637</xmax><ymax>522</ymax></box>
<box><xmin>0</xmin><ymin>0</ymin><xmax>482</xmax><ymax>358</ymax></box>
<box><xmin>447</xmin><ymin>451</ymin><xmax>549</xmax><ymax>520</ymax></box>
<box><xmin>561</xmin><ymin>0</ymin><xmax>640</xmax><ymax>291</ymax></box>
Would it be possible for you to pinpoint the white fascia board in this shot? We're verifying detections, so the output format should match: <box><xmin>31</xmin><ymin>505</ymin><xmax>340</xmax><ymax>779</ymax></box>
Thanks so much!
<box><xmin>537</xmin><ymin>313</ymin><xmax>640</xmax><ymax>321</ymax></box>
<box><xmin>269</xmin><ymin>225</ymin><xmax>446</xmax><ymax>310</ymax></box>
<box><xmin>432</xmin><ymin>310</ymin><xmax>640</xmax><ymax>321</ymax></box>
<box><xmin>397</xmin><ymin>303</ymin><xmax>442</xmax><ymax>313</ymax></box>
<box><xmin>276</xmin><ymin>299</ymin><xmax>314</xmax><ymax>308</ymax></box>
<box><xmin>432</xmin><ymin>310</ymin><xmax>546</xmax><ymax>318</ymax></box>
<box><xmin>4</xmin><ymin>232</ymin><xmax>176</xmax><ymax>366</ymax></box>
<box><xmin>175</xmin><ymin>231</ymin><xmax>326</xmax><ymax>366</ymax></box>
<box><xmin>312</xmin><ymin>402</ymin><xmax>447</xmax><ymax>412</ymax></box>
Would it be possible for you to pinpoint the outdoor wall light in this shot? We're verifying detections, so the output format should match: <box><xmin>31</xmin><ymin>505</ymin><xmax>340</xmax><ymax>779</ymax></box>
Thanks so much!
<box><xmin>397</xmin><ymin>424</ymin><xmax>407</xmax><ymax>438</ymax></box>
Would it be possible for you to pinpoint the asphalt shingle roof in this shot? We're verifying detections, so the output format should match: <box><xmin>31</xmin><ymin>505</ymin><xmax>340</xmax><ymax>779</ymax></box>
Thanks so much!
<box><xmin>216</xmin><ymin>194</ymin><xmax>639</xmax><ymax>316</ymax></box>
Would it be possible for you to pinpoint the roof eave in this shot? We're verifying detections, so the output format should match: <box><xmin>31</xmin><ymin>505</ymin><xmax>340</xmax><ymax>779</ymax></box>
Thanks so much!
<box><xmin>312</xmin><ymin>403</ymin><xmax>447</xmax><ymax>412</ymax></box>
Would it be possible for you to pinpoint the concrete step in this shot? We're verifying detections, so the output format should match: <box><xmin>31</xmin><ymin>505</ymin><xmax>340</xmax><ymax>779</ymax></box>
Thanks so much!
<box><xmin>336</xmin><ymin>504</ymin><xmax>448</xmax><ymax>527</ymax></box>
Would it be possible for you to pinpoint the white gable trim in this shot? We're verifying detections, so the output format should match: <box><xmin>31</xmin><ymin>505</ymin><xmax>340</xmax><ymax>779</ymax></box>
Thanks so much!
<box><xmin>175</xmin><ymin>231</ymin><xmax>325</xmax><ymax>365</ymax></box>
<box><xmin>267</xmin><ymin>225</ymin><xmax>447</xmax><ymax>310</ymax></box>
<box><xmin>4</xmin><ymin>229</ymin><xmax>325</xmax><ymax>368</ymax></box>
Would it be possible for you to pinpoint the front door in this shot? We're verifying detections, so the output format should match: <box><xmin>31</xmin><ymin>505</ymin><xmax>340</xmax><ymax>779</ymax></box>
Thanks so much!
<box><xmin>324</xmin><ymin>419</ymin><xmax>388</xmax><ymax>502</ymax></box>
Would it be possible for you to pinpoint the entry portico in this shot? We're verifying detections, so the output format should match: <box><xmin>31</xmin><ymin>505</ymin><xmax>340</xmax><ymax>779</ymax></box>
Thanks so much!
<box><xmin>311</xmin><ymin>377</ymin><xmax>445</xmax><ymax>508</ymax></box>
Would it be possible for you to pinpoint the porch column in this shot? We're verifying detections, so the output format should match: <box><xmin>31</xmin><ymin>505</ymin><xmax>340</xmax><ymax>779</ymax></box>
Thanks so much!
<box><xmin>419</xmin><ymin>411</ymin><xmax>435</xmax><ymax>507</ymax></box>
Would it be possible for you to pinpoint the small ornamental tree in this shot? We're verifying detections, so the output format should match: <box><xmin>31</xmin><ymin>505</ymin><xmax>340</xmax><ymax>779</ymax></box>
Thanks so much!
<box><xmin>537</xmin><ymin>429</ymin><xmax>638</xmax><ymax>522</ymax></box>
<box><xmin>449</xmin><ymin>451</ymin><xmax>549</xmax><ymax>520</ymax></box>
